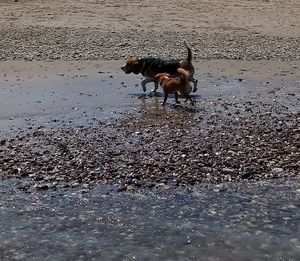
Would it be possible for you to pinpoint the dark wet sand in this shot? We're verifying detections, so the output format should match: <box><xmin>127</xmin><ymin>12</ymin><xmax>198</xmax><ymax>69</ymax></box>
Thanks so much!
<box><xmin>0</xmin><ymin>59</ymin><xmax>299</xmax><ymax>132</ymax></box>
<box><xmin>0</xmin><ymin>60</ymin><xmax>137</xmax><ymax>133</ymax></box>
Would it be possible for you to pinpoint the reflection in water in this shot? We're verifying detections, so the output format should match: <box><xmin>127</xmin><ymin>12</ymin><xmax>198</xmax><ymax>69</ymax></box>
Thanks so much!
<box><xmin>0</xmin><ymin>178</ymin><xmax>299</xmax><ymax>260</ymax></box>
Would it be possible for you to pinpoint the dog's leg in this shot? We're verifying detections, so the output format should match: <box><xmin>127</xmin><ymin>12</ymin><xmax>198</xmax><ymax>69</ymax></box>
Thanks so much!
<box><xmin>191</xmin><ymin>78</ymin><xmax>198</xmax><ymax>93</ymax></box>
<box><xmin>162</xmin><ymin>93</ymin><xmax>169</xmax><ymax>106</ymax></box>
<box><xmin>141</xmin><ymin>77</ymin><xmax>154</xmax><ymax>92</ymax></box>
<box><xmin>183</xmin><ymin>92</ymin><xmax>194</xmax><ymax>105</ymax></box>
<box><xmin>152</xmin><ymin>81</ymin><xmax>159</xmax><ymax>93</ymax></box>
<box><xmin>186</xmin><ymin>95</ymin><xmax>195</xmax><ymax>106</ymax></box>
<box><xmin>174</xmin><ymin>92</ymin><xmax>181</xmax><ymax>104</ymax></box>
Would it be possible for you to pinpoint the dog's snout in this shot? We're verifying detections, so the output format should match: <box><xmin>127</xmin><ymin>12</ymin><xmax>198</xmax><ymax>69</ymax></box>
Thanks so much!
<box><xmin>121</xmin><ymin>64</ymin><xmax>127</xmax><ymax>72</ymax></box>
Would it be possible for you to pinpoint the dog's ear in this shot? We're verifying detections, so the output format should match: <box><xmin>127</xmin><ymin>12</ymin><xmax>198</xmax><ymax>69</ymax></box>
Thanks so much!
<box><xmin>126</xmin><ymin>56</ymin><xmax>138</xmax><ymax>65</ymax></box>
<box><xmin>131</xmin><ymin>57</ymin><xmax>139</xmax><ymax>65</ymax></box>
<box><xmin>125</xmin><ymin>55</ymin><xmax>134</xmax><ymax>62</ymax></box>
<box><xmin>125</xmin><ymin>56</ymin><xmax>131</xmax><ymax>61</ymax></box>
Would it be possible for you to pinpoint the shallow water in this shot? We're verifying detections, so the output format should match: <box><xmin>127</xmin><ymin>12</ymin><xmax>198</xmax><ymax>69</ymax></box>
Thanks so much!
<box><xmin>1</xmin><ymin>66</ymin><xmax>298</xmax><ymax>135</ymax></box>
<box><xmin>1</xmin><ymin>178</ymin><xmax>299</xmax><ymax>260</ymax></box>
<box><xmin>0</xmin><ymin>72</ymin><xmax>140</xmax><ymax>134</ymax></box>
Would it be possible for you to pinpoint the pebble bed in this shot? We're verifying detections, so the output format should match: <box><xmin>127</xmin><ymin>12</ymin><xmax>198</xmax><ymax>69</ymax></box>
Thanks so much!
<box><xmin>1</xmin><ymin>103</ymin><xmax>299</xmax><ymax>191</ymax></box>
<box><xmin>0</xmin><ymin>27</ymin><xmax>299</xmax><ymax>61</ymax></box>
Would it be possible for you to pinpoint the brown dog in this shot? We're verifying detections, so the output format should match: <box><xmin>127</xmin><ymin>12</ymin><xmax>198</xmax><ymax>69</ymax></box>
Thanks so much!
<box><xmin>155</xmin><ymin>68</ymin><xmax>194</xmax><ymax>106</ymax></box>
<box><xmin>121</xmin><ymin>41</ymin><xmax>198</xmax><ymax>93</ymax></box>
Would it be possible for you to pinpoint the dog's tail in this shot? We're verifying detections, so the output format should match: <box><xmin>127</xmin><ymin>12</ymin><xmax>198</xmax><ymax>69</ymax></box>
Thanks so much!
<box><xmin>184</xmin><ymin>41</ymin><xmax>192</xmax><ymax>63</ymax></box>
<box><xmin>177</xmin><ymin>68</ymin><xmax>192</xmax><ymax>95</ymax></box>
<box><xmin>177</xmin><ymin>68</ymin><xmax>190</xmax><ymax>82</ymax></box>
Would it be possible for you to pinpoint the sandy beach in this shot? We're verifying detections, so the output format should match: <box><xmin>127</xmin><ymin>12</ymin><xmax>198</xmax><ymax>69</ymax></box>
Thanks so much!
<box><xmin>0</xmin><ymin>0</ymin><xmax>299</xmax><ymax>61</ymax></box>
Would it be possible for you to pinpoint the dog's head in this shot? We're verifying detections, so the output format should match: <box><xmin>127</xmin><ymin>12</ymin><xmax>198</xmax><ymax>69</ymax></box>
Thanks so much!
<box><xmin>121</xmin><ymin>57</ymin><xmax>140</xmax><ymax>74</ymax></box>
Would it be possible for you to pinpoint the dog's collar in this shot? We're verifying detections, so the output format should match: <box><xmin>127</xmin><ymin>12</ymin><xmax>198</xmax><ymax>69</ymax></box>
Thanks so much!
<box><xmin>139</xmin><ymin>58</ymin><xmax>146</xmax><ymax>76</ymax></box>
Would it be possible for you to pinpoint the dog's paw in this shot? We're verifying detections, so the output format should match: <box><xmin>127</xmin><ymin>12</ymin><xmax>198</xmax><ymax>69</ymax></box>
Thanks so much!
<box><xmin>192</xmin><ymin>87</ymin><xmax>198</xmax><ymax>93</ymax></box>
<box><xmin>151</xmin><ymin>91</ymin><xmax>160</xmax><ymax>97</ymax></box>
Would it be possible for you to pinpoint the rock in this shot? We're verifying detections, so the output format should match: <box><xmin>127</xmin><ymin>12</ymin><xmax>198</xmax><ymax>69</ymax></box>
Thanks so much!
<box><xmin>271</xmin><ymin>167</ymin><xmax>284</xmax><ymax>174</ymax></box>
<box><xmin>222</xmin><ymin>168</ymin><xmax>236</xmax><ymax>174</ymax></box>
<box><xmin>34</xmin><ymin>183</ymin><xmax>49</xmax><ymax>190</ymax></box>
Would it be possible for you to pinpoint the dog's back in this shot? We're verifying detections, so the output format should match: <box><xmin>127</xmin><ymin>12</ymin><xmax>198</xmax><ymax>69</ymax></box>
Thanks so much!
<box><xmin>141</xmin><ymin>42</ymin><xmax>194</xmax><ymax>78</ymax></box>
<box><xmin>154</xmin><ymin>73</ymin><xmax>172</xmax><ymax>87</ymax></box>
<box><xmin>139</xmin><ymin>57</ymin><xmax>180</xmax><ymax>78</ymax></box>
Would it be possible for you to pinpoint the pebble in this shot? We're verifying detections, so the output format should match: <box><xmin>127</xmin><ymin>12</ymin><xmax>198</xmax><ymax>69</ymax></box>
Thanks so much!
<box><xmin>272</xmin><ymin>167</ymin><xmax>284</xmax><ymax>174</ymax></box>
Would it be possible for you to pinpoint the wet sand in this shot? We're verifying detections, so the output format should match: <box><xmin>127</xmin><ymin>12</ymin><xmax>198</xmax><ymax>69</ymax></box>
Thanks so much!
<box><xmin>0</xmin><ymin>60</ymin><xmax>136</xmax><ymax>133</ymax></box>
<box><xmin>1</xmin><ymin>59</ymin><xmax>299</xmax><ymax>131</ymax></box>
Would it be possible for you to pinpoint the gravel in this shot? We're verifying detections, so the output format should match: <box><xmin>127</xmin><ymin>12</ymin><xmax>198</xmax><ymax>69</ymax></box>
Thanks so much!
<box><xmin>1</xmin><ymin>101</ymin><xmax>299</xmax><ymax>191</ymax></box>
<box><xmin>0</xmin><ymin>26</ymin><xmax>299</xmax><ymax>61</ymax></box>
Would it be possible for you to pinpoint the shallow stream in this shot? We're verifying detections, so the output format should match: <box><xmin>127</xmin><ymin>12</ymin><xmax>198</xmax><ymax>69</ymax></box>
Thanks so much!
<box><xmin>1</xmin><ymin>178</ymin><xmax>299</xmax><ymax>260</ymax></box>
